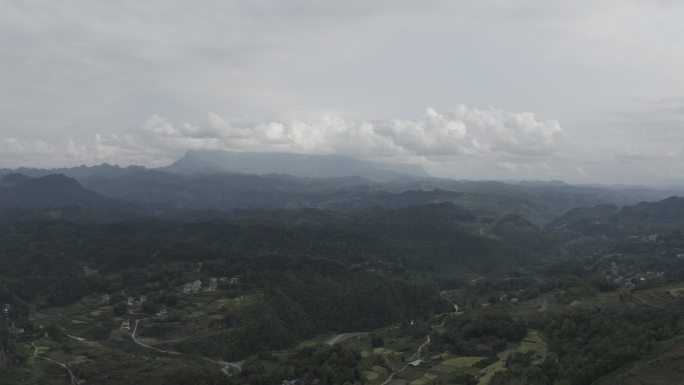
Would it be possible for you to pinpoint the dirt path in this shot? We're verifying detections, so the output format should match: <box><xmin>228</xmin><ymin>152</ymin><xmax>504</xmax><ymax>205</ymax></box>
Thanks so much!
<box><xmin>32</xmin><ymin>341</ymin><xmax>78</xmax><ymax>385</ymax></box>
<box><xmin>65</xmin><ymin>332</ymin><xmax>100</xmax><ymax>347</ymax></box>
<box><xmin>65</xmin><ymin>333</ymin><xmax>86</xmax><ymax>342</ymax></box>
<box><xmin>326</xmin><ymin>332</ymin><xmax>369</xmax><ymax>346</ymax></box>
<box><xmin>416</xmin><ymin>334</ymin><xmax>431</xmax><ymax>359</ymax></box>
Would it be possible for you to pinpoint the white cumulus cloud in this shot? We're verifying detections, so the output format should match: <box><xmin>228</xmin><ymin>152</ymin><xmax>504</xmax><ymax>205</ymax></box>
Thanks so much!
<box><xmin>0</xmin><ymin>105</ymin><xmax>563</xmax><ymax>169</ymax></box>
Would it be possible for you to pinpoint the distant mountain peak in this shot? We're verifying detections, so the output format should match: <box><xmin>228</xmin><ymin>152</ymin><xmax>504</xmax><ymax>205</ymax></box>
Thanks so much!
<box><xmin>161</xmin><ymin>149</ymin><xmax>431</xmax><ymax>181</ymax></box>
<box><xmin>1</xmin><ymin>173</ymin><xmax>31</xmax><ymax>185</ymax></box>
<box><xmin>0</xmin><ymin>173</ymin><xmax>142</xmax><ymax>223</ymax></box>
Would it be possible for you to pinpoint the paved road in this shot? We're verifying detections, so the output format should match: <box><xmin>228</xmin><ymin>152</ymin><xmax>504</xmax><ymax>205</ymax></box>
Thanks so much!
<box><xmin>131</xmin><ymin>319</ymin><xmax>182</xmax><ymax>355</ymax></box>
<box><xmin>440</xmin><ymin>290</ymin><xmax>460</xmax><ymax>313</ymax></box>
<box><xmin>32</xmin><ymin>341</ymin><xmax>78</xmax><ymax>385</ymax></box>
<box><xmin>131</xmin><ymin>319</ymin><xmax>242</xmax><ymax>374</ymax></box>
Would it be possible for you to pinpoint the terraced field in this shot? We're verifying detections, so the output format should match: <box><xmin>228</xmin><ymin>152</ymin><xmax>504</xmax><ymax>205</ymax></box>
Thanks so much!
<box><xmin>477</xmin><ymin>330</ymin><xmax>548</xmax><ymax>385</ymax></box>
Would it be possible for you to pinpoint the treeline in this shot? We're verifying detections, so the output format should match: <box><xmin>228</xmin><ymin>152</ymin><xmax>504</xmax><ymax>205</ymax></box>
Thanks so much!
<box><xmin>0</xmin><ymin>202</ymin><xmax>524</xmax><ymax>277</ymax></box>
<box><xmin>231</xmin><ymin>345</ymin><xmax>361</xmax><ymax>385</ymax></box>
<box><xmin>503</xmin><ymin>309</ymin><xmax>681</xmax><ymax>385</ymax></box>
<box><xmin>432</xmin><ymin>310</ymin><xmax>527</xmax><ymax>356</ymax></box>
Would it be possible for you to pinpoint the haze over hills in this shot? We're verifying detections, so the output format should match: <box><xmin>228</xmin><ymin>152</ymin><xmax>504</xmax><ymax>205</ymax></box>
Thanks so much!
<box><xmin>0</xmin><ymin>150</ymin><xmax>430</xmax><ymax>182</ymax></box>
<box><xmin>161</xmin><ymin>150</ymin><xmax>431</xmax><ymax>181</ymax></box>
<box><xmin>4</xmin><ymin>152</ymin><xmax>684</xmax><ymax>385</ymax></box>
<box><xmin>1</xmin><ymin>150</ymin><xmax>683</xmax><ymax>225</ymax></box>
<box><xmin>0</xmin><ymin>173</ymin><xmax>143</xmax><ymax>223</ymax></box>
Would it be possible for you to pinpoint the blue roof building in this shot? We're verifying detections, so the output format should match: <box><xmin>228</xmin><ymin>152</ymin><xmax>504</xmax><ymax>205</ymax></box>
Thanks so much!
<box><xmin>409</xmin><ymin>359</ymin><xmax>424</xmax><ymax>367</ymax></box>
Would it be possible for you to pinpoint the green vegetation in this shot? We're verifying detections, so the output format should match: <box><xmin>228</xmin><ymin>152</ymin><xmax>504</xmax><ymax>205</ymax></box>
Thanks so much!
<box><xmin>3</xmin><ymin>170</ymin><xmax>684</xmax><ymax>384</ymax></box>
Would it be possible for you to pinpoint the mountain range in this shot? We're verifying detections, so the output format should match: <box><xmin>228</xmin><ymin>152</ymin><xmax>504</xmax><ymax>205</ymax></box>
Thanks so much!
<box><xmin>1</xmin><ymin>149</ymin><xmax>684</xmax><ymax>230</ymax></box>
<box><xmin>162</xmin><ymin>150</ymin><xmax>431</xmax><ymax>180</ymax></box>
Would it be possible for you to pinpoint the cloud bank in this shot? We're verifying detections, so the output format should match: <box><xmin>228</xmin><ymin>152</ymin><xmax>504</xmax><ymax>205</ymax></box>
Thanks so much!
<box><xmin>2</xmin><ymin>1</ymin><xmax>684</xmax><ymax>183</ymax></box>
<box><xmin>0</xmin><ymin>106</ymin><xmax>562</xmax><ymax>169</ymax></box>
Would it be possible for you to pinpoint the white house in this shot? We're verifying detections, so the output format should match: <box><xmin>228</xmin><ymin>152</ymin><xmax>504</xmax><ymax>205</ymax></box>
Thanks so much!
<box><xmin>183</xmin><ymin>280</ymin><xmax>202</xmax><ymax>294</ymax></box>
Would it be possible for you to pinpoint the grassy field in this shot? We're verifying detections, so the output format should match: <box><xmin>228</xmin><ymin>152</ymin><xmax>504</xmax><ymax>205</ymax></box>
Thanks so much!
<box><xmin>477</xmin><ymin>330</ymin><xmax>548</xmax><ymax>385</ymax></box>
<box><xmin>433</xmin><ymin>356</ymin><xmax>485</xmax><ymax>373</ymax></box>
<box><xmin>518</xmin><ymin>331</ymin><xmax>548</xmax><ymax>364</ymax></box>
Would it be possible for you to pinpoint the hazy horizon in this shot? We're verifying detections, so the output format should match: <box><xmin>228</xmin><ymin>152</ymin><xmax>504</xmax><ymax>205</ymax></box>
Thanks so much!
<box><xmin>2</xmin><ymin>1</ymin><xmax>683</xmax><ymax>185</ymax></box>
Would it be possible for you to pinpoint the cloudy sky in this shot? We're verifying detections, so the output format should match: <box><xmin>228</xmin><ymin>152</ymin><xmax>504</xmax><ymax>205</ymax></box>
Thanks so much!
<box><xmin>1</xmin><ymin>0</ymin><xmax>683</xmax><ymax>184</ymax></box>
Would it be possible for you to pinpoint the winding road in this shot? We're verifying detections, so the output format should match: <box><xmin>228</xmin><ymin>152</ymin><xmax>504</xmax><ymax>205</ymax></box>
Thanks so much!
<box><xmin>416</xmin><ymin>334</ymin><xmax>431</xmax><ymax>359</ymax></box>
<box><xmin>131</xmin><ymin>319</ymin><xmax>182</xmax><ymax>355</ymax></box>
<box><xmin>440</xmin><ymin>290</ymin><xmax>460</xmax><ymax>313</ymax></box>
<box><xmin>131</xmin><ymin>318</ymin><xmax>242</xmax><ymax>374</ymax></box>
<box><xmin>32</xmin><ymin>341</ymin><xmax>78</xmax><ymax>385</ymax></box>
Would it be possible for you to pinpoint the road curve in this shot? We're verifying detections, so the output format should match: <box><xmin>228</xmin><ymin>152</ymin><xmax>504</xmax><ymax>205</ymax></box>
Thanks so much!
<box><xmin>416</xmin><ymin>334</ymin><xmax>431</xmax><ymax>359</ymax></box>
<box><xmin>131</xmin><ymin>319</ymin><xmax>242</xmax><ymax>374</ymax></box>
<box><xmin>131</xmin><ymin>319</ymin><xmax>182</xmax><ymax>355</ymax></box>
<box><xmin>32</xmin><ymin>341</ymin><xmax>78</xmax><ymax>385</ymax></box>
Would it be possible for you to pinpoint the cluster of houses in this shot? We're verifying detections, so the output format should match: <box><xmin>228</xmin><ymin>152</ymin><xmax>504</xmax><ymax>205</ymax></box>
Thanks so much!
<box><xmin>627</xmin><ymin>233</ymin><xmax>661</xmax><ymax>242</ymax></box>
<box><xmin>605</xmin><ymin>260</ymin><xmax>665</xmax><ymax>289</ymax></box>
<box><xmin>126</xmin><ymin>295</ymin><xmax>148</xmax><ymax>312</ymax></box>
<box><xmin>498</xmin><ymin>294</ymin><xmax>520</xmax><ymax>305</ymax></box>
<box><xmin>182</xmin><ymin>276</ymin><xmax>240</xmax><ymax>294</ymax></box>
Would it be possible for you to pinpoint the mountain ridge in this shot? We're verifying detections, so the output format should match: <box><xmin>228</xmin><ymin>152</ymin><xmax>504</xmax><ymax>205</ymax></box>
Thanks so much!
<box><xmin>160</xmin><ymin>149</ymin><xmax>431</xmax><ymax>181</ymax></box>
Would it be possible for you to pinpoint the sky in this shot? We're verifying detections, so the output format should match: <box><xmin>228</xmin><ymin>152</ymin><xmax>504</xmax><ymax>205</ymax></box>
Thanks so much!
<box><xmin>1</xmin><ymin>0</ymin><xmax>683</xmax><ymax>185</ymax></box>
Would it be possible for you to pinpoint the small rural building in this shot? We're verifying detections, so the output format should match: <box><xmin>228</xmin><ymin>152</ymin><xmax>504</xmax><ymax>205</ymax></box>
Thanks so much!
<box><xmin>156</xmin><ymin>307</ymin><xmax>167</xmax><ymax>317</ymax></box>
<box><xmin>183</xmin><ymin>280</ymin><xmax>202</xmax><ymax>294</ymax></box>
<box><xmin>409</xmin><ymin>359</ymin><xmax>424</xmax><ymax>367</ymax></box>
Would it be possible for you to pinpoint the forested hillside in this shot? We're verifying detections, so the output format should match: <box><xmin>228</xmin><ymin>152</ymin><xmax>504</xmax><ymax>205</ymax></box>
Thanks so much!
<box><xmin>1</xmin><ymin>170</ymin><xmax>684</xmax><ymax>385</ymax></box>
